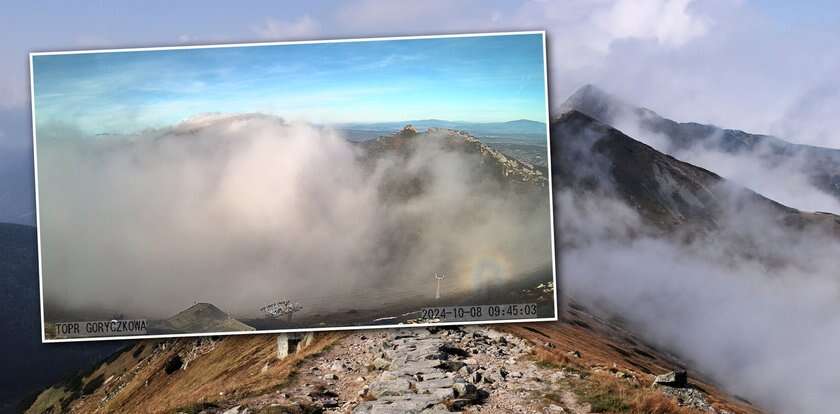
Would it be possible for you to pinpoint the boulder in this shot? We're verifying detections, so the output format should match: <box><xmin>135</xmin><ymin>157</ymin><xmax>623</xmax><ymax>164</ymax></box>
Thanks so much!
<box><xmin>368</xmin><ymin>378</ymin><xmax>412</xmax><ymax>398</ymax></box>
<box><xmin>654</xmin><ymin>369</ymin><xmax>688</xmax><ymax>388</ymax></box>
<box><xmin>453</xmin><ymin>381</ymin><xmax>476</xmax><ymax>397</ymax></box>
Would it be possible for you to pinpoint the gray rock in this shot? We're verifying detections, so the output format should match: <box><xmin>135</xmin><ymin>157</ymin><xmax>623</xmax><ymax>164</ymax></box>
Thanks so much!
<box><xmin>453</xmin><ymin>381</ymin><xmax>477</xmax><ymax>397</ymax></box>
<box><xmin>395</xmin><ymin>359</ymin><xmax>444</xmax><ymax>376</ymax></box>
<box><xmin>653</xmin><ymin>369</ymin><xmax>688</xmax><ymax>388</ymax></box>
<box><xmin>421</xmin><ymin>404</ymin><xmax>451</xmax><ymax>413</ymax></box>
<box><xmin>428</xmin><ymin>386</ymin><xmax>455</xmax><ymax>400</ymax></box>
<box><xmin>418</xmin><ymin>371</ymin><xmax>448</xmax><ymax>381</ymax></box>
<box><xmin>373</xmin><ymin>357</ymin><xmax>390</xmax><ymax>370</ymax></box>
<box><xmin>368</xmin><ymin>378</ymin><xmax>412</xmax><ymax>398</ymax></box>
<box><xmin>414</xmin><ymin>376</ymin><xmax>455</xmax><ymax>393</ymax></box>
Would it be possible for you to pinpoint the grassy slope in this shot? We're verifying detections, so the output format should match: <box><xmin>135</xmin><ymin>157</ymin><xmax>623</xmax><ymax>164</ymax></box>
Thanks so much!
<box><xmin>27</xmin><ymin>333</ymin><xmax>344</xmax><ymax>414</ymax></box>
<box><xmin>499</xmin><ymin>302</ymin><xmax>761</xmax><ymax>414</ymax></box>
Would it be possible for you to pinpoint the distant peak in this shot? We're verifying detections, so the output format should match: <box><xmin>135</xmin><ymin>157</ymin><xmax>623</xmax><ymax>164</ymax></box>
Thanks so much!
<box><xmin>562</xmin><ymin>84</ymin><xmax>614</xmax><ymax>108</ymax></box>
<box><xmin>172</xmin><ymin>302</ymin><xmax>229</xmax><ymax>320</ymax></box>
<box><xmin>398</xmin><ymin>124</ymin><xmax>418</xmax><ymax>137</ymax></box>
<box><xmin>576</xmin><ymin>83</ymin><xmax>606</xmax><ymax>96</ymax></box>
<box><xmin>559</xmin><ymin>84</ymin><xmax>638</xmax><ymax>124</ymax></box>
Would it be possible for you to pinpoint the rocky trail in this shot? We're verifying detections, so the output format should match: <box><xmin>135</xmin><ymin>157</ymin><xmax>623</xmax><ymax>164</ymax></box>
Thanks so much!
<box><xmin>222</xmin><ymin>326</ymin><xmax>591</xmax><ymax>413</ymax></box>
<box><xmin>28</xmin><ymin>309</ymin><xmax>761</xmax><ymax>414</ymax></box>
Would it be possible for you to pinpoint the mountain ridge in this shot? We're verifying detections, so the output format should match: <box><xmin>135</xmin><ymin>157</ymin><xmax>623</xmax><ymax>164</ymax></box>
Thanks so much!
<box><xmin>560</xmin><ymin>84</ymin><xmax>840</xmax><ymax>205</ymax></box>
<box><xmin>359</xmin><ymin>125</ymin><xmax>549</xmax><ymax>189</ymax></box>
<box><xmin>340</xmin><ymin>118</ymin><xmax>547</xmax><ymax>137</ymax></box>
<box><xmin>551</xmin><ymin>109</ymin><xmax>840</xmax><ymax>236</ymax></box>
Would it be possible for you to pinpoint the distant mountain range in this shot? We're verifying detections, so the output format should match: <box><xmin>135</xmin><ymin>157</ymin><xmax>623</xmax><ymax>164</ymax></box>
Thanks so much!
<box><xmin>338</xmin><ymin>119</ymin><xmax>548</xmax><ymax>137</ymax></box>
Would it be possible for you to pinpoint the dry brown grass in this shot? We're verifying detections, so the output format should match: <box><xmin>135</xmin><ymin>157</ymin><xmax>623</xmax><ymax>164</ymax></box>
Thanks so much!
<box><xmin>531</xmin><ymin>344</ymin><xmax>576</xmax><ymax>369</ymax></box>
<box><xmin>569</xmin><ymin>372</ymin><xmax>705</xmax><ymax>414</ymax></box>
<box><xmin>61</xmin><ymin>332</ymin><xmax>344</xmax><ymax>414</ymax></box>
<box><xmin>501</xmin><ymin>320</ymin><xmax>762</xmax><ymax>414</ymax></box>
<box><xmin>630</xmin><ymin>391</ymin><xmax>697</xmax><ymax>414</ymax></box>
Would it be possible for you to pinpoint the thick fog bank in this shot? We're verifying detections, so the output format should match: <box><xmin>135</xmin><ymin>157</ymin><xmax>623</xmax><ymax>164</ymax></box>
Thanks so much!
<box><xmin>559</xmin><ymin>190</ymin><xmax>840</xmax><ymax>414</ymax></box>
<box><xmin>37</xmin><ymin>115</ymin><xmax>551</xmax><ymax>319</ymax></box>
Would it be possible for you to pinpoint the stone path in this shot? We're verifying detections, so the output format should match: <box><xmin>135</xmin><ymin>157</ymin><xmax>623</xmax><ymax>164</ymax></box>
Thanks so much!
<box><xmin>219</xmin><ymin>326</ymin><xmax>592</xmax><ymax>413</ymax></box>
<box><xmin>353</xmin><ymin>328</ymin><xmax>489</xmax><ymax>413</ymax></box>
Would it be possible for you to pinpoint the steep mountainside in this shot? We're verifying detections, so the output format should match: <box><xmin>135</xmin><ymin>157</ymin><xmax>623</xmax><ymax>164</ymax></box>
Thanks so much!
<box><xmin>551</xmin><ymin>110</ymin><xmax>840</xmax><ymax>236</ymax></box>
<box><xmin>562</xmin><ymin>84</ymin><xmax>840</xmax><ymax>204</ymax></box>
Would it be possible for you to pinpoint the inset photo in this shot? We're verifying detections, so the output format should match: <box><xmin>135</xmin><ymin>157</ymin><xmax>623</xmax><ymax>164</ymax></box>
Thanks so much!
<box><xmin>30</xmin><ymin>32</ymin><xmax>557</xmax><ymax>342</ymax></box>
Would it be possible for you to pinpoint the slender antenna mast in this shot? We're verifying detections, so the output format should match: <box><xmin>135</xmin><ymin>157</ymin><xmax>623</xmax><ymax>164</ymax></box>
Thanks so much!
<box><xmin>434</xmin><ymin>272</ymin><xmax>446</xmax><ymax>300</ymax></box>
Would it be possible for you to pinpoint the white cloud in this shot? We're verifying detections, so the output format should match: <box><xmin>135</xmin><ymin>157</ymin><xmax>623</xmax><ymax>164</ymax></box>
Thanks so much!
<box><xmin>335</xmin><ymin>0</ymin><xmax>486</xmax><ymax>33</ymax></box>
<box><xmin>593</xmin><ymin>0</ymin><xmax>708</xmax><ymax>48</ymax></box>
<box><xmin>253</xmin><ymin>15</ymin><xmax>319</xmax><ymax>40</ymax></box>
<box><xmin>772</xmin><ymin>81</ymin><xmax>840</xmax><ymax>148</ymax></box>
<box><xmin>3</xmin><ymin>0</ymin><xmax>838</xmax><ymax>149</ymax></box>
<box><xmin>36</xmin><ymin>116</ymin><xmax>552</xmax><ymax>318</ymax></box>
<box><xmin>561</xmin><ymin>187</ymin><xmax>840</xmax><ymax>413</ymax></box>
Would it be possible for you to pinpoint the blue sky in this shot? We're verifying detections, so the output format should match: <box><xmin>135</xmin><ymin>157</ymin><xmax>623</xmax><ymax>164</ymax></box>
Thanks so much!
<box><xmin>0</xmin><ymin>1</ymin><xmax>836</xmax><ymax>148</ymax></box>
<box><xmin>32</xmin><ymin>33</ymin><xmax>547</xmax><ymax>134</ymax></box>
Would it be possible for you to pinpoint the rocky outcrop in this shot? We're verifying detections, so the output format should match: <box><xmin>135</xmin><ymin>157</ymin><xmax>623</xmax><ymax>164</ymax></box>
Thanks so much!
<box><xmin>360</xmin><ymin>126</ymin><xmax>548</xmax><ymax>189</ymax></box>
<box><xmin>426</xmin><ymin>127</ymin><xmax>548</xmax><ymax>187</ymax></box>
<box><xmin>653</xmin><ymin>370</ymin><xmax>713</xmax><ymax>411</ymax></box>
<box><xmin>399</xmin><ymin>124</ymin><xmax>419</xmax><ymax>137</ymax></box>
<box><xmin>653</xmin><ymin>369</ymin><xmax>688</xmax><ymax>388</ymax></box>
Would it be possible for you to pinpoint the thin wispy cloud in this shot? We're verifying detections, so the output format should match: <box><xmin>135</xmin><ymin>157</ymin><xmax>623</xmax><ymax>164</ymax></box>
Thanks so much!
<box><xmin>253</xmin><ymin>15</ymin><xmax>319</xmax><ymax>40</ymax></box>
